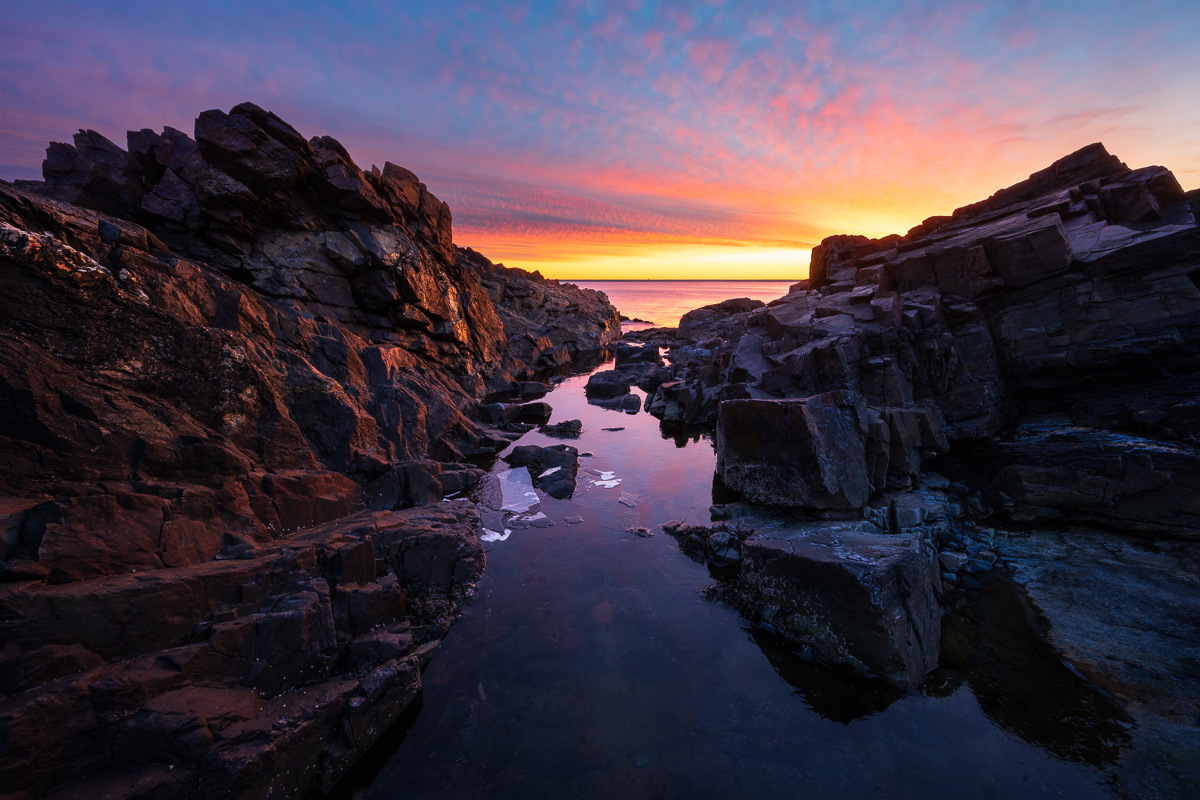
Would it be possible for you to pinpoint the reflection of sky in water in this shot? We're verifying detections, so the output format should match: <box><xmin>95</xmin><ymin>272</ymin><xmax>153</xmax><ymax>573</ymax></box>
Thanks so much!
<box><xmin>575</xmin><ymin>280</ymin><xmax>794</xmax><ymax>328</ymax></box>
<box><xmin>339</xmin><ymin>360</ymin><xmax>1122</xmax><ymax>800</ymax></box>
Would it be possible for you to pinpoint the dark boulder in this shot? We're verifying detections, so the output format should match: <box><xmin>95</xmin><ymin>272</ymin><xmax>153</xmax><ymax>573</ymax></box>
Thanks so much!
<box><xmin>715</xmin><ymin>393</ymin><xmax>873</xmax><ymax>509</ymax></box>
<box><xmin>585</xmin><ymin>369</ymin><xmax>634</xmax><ymax>398</ymax></box>
<box><xmin>736</xmin><ymin>523</ymin><xmax>942</xmax><ymax>690</ymax></box>
<box><xmin>540</xmin><ymin>419</ymin><xmax>583</xmax><ymax>438</ymax></box>
<box><xmin>503</xmin><ymin>444</ymin><xmax>580</xmax><ymax>498</ymax></box>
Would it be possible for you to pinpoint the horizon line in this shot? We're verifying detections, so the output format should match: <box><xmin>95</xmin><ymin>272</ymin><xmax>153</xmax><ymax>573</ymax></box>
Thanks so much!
<box><xmin>554</xmin><ymin>277</ymin><xmax>800</xmax><ymax>282</ymax></box>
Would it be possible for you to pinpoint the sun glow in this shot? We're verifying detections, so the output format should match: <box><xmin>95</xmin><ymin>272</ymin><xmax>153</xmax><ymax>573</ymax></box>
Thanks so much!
<box><xmin>458</xmin><ymin>237</ymin><xmax>814</xmax><ymax>281</ymax></box>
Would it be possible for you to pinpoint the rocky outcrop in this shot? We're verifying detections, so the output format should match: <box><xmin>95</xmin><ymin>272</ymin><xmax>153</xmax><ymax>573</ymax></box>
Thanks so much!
<box><xmin>635</xmin><ymin>143</ymin><xmax>1199</xmax><ymax>689</ymax></box>
<box><xmin>644</xmin><ymin>144</ymin><xmax>1199</xmax><ymax>535</ymax></box>
<box><xmin>462</xmin><ymin>247</ymin><xmax>621</xmax><ymax>371</ymax></box>
<box><xmin>715</xmin><ymin>393</ymin><xmax>948</xmax><ymax>509</ymax></box>
<box><xmin>0</xmin><ymin>501</ymin><xmax>483</xmax><ymax>799</ymax></box>
<box><xmin>0</xmin><ymin>104</ymin><xmax>619</xmax><ymax>798</ymax></box>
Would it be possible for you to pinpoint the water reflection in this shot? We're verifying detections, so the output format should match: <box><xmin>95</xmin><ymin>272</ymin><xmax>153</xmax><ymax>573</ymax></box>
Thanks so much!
<box><xmin>748</xmin><ymin>626</ymin><xmax>904</xmax><ymax>723</ymax></box>
<box><xmin>956</xmin><ymin>577</ymin><xmax>1133</xmax><ymax>766</ymax></box>
<box><xmin>327</xmin><ymin>356</ymin><xmax>1126</xmax><ymax>800</ymax></box>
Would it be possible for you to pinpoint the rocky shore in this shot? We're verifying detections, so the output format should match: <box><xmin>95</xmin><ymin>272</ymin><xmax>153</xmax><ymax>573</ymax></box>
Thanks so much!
<box><xmin>621</xmin><ymin>145</ymin><xmax>1200</xmax><ymax>794</ymax></box>
<box><xmin>0</xmin><ymin>104</ymin><xmax>618</xmax><ymax>798</ymax></box>
<box><xmin>3</xmin><ymin>106</ymin><xmax>1198</xmax><ymax>798</ymax></box>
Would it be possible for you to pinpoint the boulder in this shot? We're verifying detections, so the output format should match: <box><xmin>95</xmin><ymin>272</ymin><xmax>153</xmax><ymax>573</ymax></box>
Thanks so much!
<box><xmin>539</xmin><ymin>419</ymin><xmax>583</xmax><ymax>438</ymax></box>
<box><xmin>716</xmin><ymin>393</ymin><xmax>872</xmax><ymax>509</ymax></box>
<box><xmin>503</xmin><ymin>444</ymin><xmax>580</xmax><ymax>498</ymax></box>
<box><xmin>736</xmin><ymin>524</ymin><xmax>942</xmax><ymax>689</ymax></box>
<box><xmin>585</xmin><ymin>369</ymin><xmax>634</xmax><ymax>398</ymax></box>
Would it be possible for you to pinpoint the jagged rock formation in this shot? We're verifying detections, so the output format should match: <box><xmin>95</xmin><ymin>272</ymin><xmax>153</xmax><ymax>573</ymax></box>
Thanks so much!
<box><xmin>0</xmin><ymin>104</ymin><xmax>619</xmax><ymax>798</ymax></box>
<box><xmin>462</xmin><ymin>247</ymin><xmax>621</xmax><ymax>371</ymax></box>
<box><xmin>646</xmin><ymin>143</ymin><xmax>1200</xmax><ymax>532</ymax></box>
<box><xmin>635</xmin><ymin>143</ymin><xmax>1200</xmax><ymax>691</ymax></box>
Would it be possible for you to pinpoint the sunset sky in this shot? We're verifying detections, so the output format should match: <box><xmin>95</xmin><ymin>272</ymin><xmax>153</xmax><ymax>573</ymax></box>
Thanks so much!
<box><xmin>3</xmin><ymin>1</ymin><xmax>1198</xmax><ymax>279</ymax></box>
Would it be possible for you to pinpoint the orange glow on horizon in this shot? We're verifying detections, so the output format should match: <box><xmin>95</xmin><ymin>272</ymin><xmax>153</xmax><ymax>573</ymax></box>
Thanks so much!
<box><xmin>457</xmin><ymin>232</ymin><xmax>814</xmax><ymax>281</ymax></box>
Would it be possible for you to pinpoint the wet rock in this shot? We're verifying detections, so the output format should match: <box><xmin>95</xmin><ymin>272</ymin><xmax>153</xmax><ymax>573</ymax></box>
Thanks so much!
<box><xmin>665</xmin><ymin>522</ymin><xmax>752</xmax><ymax>566</ymax></box>
<box><xmin>585</xmin><ymin>369</ymin><xmax>634</xmax><ymax>398</ymax></box>
<box><xmin>481</xmin><ymin>400</ymin><xmax>553</xmax><ymax>427</ymax></box>
<box><xmin>503</xmin><ymin>444</ymin><xmax>580</xmax><ymax>498</ymax></box>
<box><xmin>539</xmin><ymin>419</ymin><xmax>583</xmax><ymax>438</ymax></box>
<box><xmin>736</xmin><ymin>523</ymin><xmax>942</xmax><ymax>689</ymax></box>
<box><xmin>587</xmin><ymin>394</ymin><xmax>642</xmax><ymax>413</ymax></box>
<box><xmin>992</xmin><ymin>424</ymin><xmax>1200</xmax><ymax>538</ymax></box>
<box><xmin>1002</xmin><ymin>529</ymin><xmax>1200</xmax><ymax>799</ymax></box>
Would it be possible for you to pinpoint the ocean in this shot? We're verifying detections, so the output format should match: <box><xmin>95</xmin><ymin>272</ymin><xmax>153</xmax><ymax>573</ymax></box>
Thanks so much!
<box><xmin>570</xmin><ymin>279</ymin><xmax>796</xmax><ymax>329</ymax></box>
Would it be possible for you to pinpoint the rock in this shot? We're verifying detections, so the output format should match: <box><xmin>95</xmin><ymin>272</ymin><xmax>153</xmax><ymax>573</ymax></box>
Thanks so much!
<box><xmin>41</xmin><ymin>129</ymin><xmax>147</xmax><ymax>216</ymax></box>
<box><xmin>585</xmin><ymin>369</ymin><xmax>634</xmax><ymax>398</ymax></box>
<box><xmin>665</xmin><ymin>522</ymin><xmax>752</xmax><ymax>566</ymax></box>
<box><xmin>587</xmin><ymin>394</ymin><xmax>642</xmax><ymax>413</ymax></box>
<box><xmin>614</xmin><ymin>342</ymin><xmax>663</xmax><ymax>366</ymax></box>
<box><xmin>991</xmin><ymin>424</ymin><xmax>1200</xmax><ymax>538</ymax></box>
<box><xmin>365</xmin><ymin>460</ymin><xmax>444</xmax><ymax>509</ymax></box>
<box><xmin>678</xmin><ymin>298</ymin><xmax>765</xmax><ymax>342</ymax></box>
<box><xmin>939</xmin><ymin>551</ymin><xmax>969</xmax><ymax>572</ymax></box>
<box><xmin>0</xmin><ymin>503</ymin><xmax>482</xmax><ymax>797</ymax></box>
<box><xmin>716</xmin><ymin>393</ymin><xmax>872</xmax><ymax>509</ymax></box>
<box><xmin>1001</xmin><ymin>529</ymin><xmax>1200</xmax><ymax>800</ymax></box>
<box><xmin>0</xmin><ymin>103</ymin><xmax>619</xmax><ymax>800</ymax></box>
<box><xmin>462</xmin><ymin>247</ymin><xmax>622</xmax><ymax>361</ymax></box>
<box><xmin>512</xmin><ymin>401</ymin><xmax>553</xmax><ymax>425</ymax></box>
<box><xmin>680</xmin><ymin>142</ymin><xmax>1198</xmax><ymax>542</ymax></box>
<box><xmin>539</xmin><ymin>419</ymin><xmax>583</xmax><ymax>438</ymax></box>
<box><xmin>736</xmin><ymin>524</ymin><xmax>942</xmax><ymax>689</ymax></box>
<box><xmin>503</xmin><ymin>444</ymin><xmax>580</xmax><ymax>498</ymax></box>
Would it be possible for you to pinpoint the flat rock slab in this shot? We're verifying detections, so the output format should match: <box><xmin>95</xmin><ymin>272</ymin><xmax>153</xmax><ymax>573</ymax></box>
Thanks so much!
<box><xmin>736</xmin><ymin>523</ymin><xmax>941</xmax><ymax>689</ymax></box>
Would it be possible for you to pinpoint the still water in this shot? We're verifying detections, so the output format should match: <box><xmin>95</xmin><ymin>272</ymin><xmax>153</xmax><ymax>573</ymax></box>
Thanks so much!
<box><xmin>572</xmin><ymin>280</ymin><xmax>795</xmax><ymax>328</ymax></box>
<box><xmin>334</xmin><ymin>359</ymin><xmax>1124</xmax><ymax>799</ymax></box>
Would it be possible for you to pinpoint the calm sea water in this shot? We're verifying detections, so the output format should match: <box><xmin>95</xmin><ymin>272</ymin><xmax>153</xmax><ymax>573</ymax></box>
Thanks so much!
<box><xmin>571</xmin><ymin>280</ymin><xmax>795</xmax><ymax>328</ymax></box>
<box><xmin>335</xmin><ymin>358</ymin><xmax>1121</xmax><ymax>800</ymax></box>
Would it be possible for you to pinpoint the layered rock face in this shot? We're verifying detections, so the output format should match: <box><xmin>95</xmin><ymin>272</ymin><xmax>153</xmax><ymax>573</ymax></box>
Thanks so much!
<box><xmin>643</xmin><ymin>143</ymin><xmax>1200</xmax><ymax>688</ymax></box>
<box><xmin>647</xmin><ymin>143</ymin><xmax>1200</xmax><ymax>531</ymax></box>
<box><xmin>0</xmin><ymin>105</ymin><xmax>619</xmax><ymax>797</ymax></box>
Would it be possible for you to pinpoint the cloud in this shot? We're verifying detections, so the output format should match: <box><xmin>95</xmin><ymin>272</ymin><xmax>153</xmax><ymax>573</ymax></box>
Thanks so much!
<box><xmin>2</xmin><ymin>1</ymin><xmax>1199</xmax><ymax>277</ymax></box>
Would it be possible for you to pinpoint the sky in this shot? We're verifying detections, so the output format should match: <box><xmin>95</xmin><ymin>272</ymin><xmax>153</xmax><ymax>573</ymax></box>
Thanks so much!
<box><xmin>2</xmin><ymin>1</ymin><xmax>1198</xmax><ymax>279</ymax></box>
